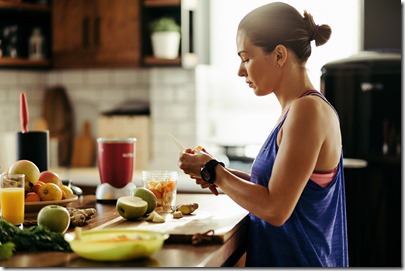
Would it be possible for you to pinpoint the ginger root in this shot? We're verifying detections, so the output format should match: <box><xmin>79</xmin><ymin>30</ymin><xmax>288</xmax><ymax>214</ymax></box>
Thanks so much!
<box><xmin>175</xmin><ymin>203</ymin><xmax>199</xmax><ymax>215</ymax></box>
<box><xmin>68</xmin><ymin>208</ymin><xmax>96</xmax><ymax>227</ymax></box>
<box><xmin>172</xmin><ymin>210</ymin><xmax>183</xmax><ymax>219</ymax></box>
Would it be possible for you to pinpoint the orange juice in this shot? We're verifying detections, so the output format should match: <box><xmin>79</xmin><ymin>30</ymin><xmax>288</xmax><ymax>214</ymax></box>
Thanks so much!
<box><xmin>0</xmin><ymin>188</ymin><xmax>24</xmax><ymax>225</ymax></box>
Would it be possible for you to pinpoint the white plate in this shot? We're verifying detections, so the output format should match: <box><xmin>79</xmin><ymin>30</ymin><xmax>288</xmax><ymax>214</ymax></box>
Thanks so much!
<box><xmin>25</xmin><ymin>196</ymin><xmax>78</xmax><ymax>213</ymax></box>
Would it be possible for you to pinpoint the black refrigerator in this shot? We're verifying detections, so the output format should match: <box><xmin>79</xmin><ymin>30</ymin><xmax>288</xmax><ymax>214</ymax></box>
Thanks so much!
<box><xmin>321</xmin><ymin>51</ymin><xmax>401</xmax><ymax>267</ymax></box>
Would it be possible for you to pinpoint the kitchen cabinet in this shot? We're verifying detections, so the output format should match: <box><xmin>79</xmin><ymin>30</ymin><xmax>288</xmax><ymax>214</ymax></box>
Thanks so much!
<box><xmin>0</xmin><ymin>0</ymin><xmax>51</xmax><ymax>69</ymax></box>
<box><xmin>140</xmin><ymin>0</ymin><xmax>181</xmax><ymax>66</ymax></box>
<box><xmin>52</xmin><ymin>0</ymin><xmax>141</xmax><ymax>68</ymax></box>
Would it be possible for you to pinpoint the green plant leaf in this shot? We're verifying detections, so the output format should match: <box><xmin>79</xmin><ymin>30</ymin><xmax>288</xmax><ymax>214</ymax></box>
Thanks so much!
<box><xmin>150</xmin><ymin>17</ymin><xmax>180</xmax><ymax>33</ymax></box>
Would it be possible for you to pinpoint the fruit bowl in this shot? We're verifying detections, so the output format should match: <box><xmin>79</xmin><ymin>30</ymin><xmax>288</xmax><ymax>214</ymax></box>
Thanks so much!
<box><xmin>25</xmin><ymin>196</ymin><xmax>78</xmax><ymax>213</ymax></box>
<box><xmin>65</xmin><ymin>229</ymin><xmax>169</xmax><ymax>261</ymax></box>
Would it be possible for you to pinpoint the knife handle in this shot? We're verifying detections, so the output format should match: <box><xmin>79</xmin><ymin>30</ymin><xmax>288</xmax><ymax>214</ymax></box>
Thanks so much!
<box><xmin>209</xmin><ymin>185</ymin><xmax>219</xmax><ymax>196</ymax></box>
<box><xmin>20</xmin><ymin>92</ymin><xmax>29</xmax><ymax>133</ymax></box>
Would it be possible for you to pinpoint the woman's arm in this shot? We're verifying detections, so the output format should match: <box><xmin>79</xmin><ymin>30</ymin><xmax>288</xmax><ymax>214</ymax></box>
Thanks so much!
<box><xmin>179</xmin><ymin>98</ymin><xmax>328</xmax><ymax>226</ymax></box>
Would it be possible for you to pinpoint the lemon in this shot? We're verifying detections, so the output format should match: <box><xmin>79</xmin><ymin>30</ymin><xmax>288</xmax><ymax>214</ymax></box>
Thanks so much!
<box><xmin>38</xmin><ymin>183</ymin><xmax>62</xmax><ymax>201</ymax></box>
<box><xmin>61</xmin><ymin>185</ymin><xmax>75</xmax><ymax>199</ymax></box>
<box><xmin>132</xmin><ymin>187</ymin><xmax>157</xmax><ymax>214</ymax></box>
<box><xmin>116</xmin><ymin>196</ymin><xmax>148</xmax><ymax>221</ymax></box>
<box><xmin>37</xmin><ymin>205</ymin><xmax>71</xmax><ymax>233</ymax></box>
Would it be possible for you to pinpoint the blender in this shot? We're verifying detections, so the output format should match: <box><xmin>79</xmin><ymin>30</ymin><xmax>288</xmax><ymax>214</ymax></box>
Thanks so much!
<box><xmin>95</xmin><ymin>138</ymin><xmax>137</xmax><ymax>202</ymax></box>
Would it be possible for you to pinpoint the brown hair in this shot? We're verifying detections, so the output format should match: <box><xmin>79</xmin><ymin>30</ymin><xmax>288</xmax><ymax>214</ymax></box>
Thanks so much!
<box><xmin>238</xmin><ymin>2</ymin><xmax>331</xmax><ymax>64</ymax></box>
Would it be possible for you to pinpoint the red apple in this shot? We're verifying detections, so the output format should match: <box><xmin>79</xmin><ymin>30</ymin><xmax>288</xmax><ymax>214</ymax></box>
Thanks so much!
<box><xmin>33</xmin><ymin>181</ymin><xmax>45</xmax><ymax>194</ymax></box>
<box><xmin>8</xmin><ymin>159</ymin><xmax>40</xmax><ymax>185</ymax></box>
<box><xmin>38</xmin><ymin>171</ymin><xmax>62</xmax><ymax>188</ymax></box>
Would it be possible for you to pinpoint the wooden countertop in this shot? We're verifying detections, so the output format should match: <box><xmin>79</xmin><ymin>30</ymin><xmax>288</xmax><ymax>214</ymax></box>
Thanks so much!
<box><xmin>1</xmin><ymin>193</ymin><xmax>248</xmax><ymax>267</ymax></box>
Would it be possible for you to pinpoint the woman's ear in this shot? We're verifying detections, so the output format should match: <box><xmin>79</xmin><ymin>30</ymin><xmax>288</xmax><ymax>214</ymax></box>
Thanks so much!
<box><xmin>275</xmin><ymin>45</ymin><xmax>288</xmax><ymax>68</ymax></box>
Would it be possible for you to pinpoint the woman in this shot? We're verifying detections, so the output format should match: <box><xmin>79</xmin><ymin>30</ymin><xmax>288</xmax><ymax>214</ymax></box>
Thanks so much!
<box><xmin>178</xmin><ymin>2</ymin><xmax>348</xmax><ymax>267</ymax></box>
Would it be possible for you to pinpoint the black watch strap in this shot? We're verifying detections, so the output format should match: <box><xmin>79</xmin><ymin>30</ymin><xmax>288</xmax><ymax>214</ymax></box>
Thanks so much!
<box><xmin>201</xmin><ymin>159</ymin><xmax>225</xmax><ymax>184</ymax></box>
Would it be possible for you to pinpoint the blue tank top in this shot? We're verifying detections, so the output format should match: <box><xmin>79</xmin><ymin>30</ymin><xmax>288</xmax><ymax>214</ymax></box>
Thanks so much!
<box><xmin>245</xmin><ymin>91</ymin><xmax>349</xmax><ymax>267</ymax></box>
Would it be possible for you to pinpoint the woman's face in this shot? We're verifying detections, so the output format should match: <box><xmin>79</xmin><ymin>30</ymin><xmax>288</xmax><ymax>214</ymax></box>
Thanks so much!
<box><xmin>236</xmin><ymin>31</ymin><xmax>280</xmax><ymax>96</ymax></box>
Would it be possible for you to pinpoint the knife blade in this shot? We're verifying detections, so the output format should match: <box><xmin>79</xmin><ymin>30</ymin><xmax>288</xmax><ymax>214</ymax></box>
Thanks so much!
<box><xmin>168</xmin><ymin>133</ymin><xmax>219</xmax><ymax>196</ymax></box>
<box><xmin>168</xmin><ymin>133</ymin><xmax>187</xmax><ymax>152</ymax></box>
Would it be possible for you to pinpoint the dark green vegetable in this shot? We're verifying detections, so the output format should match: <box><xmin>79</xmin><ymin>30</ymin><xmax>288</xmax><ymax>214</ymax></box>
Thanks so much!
<box><xmin>0</xmin><ymin>218</ymin><xmax>72</xmax><ymax>253</ymax></box>
<box><xmin>0</xmin><ymin>242</ymin><xmax>15</xmax><ymax>260</ymax></box>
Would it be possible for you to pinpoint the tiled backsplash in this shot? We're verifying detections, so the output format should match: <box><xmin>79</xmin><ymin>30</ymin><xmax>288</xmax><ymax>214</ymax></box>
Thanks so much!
<box><xmin>0</xmin><ymin>68</ymin><xmax>197</xmax><ymax>172</ymax></box>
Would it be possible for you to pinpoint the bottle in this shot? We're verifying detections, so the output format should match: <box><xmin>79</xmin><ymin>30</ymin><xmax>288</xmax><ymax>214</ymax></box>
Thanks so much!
<box><xmin>29</xmin><ymin>28</ymin><xmax>45</xmax><ymax>60</ymax></box>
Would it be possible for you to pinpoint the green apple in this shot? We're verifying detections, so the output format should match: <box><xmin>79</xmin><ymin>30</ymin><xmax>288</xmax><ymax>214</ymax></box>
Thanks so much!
<box><xmin>116</xmin><ymin>196</ymin><xmax>148</xmax><ymax>221</ymax></box>
<box><xmin>37</xmin><ymin>205</ymin><xmax>71</xmax><ymax>233</ymax></box>
<box><xmin>8</xmin><ymin>159</ymin><xmax>40</xmax><ymax>185</ymax></box>
<box><xmin>132</xmin><ymin>187</ymin><xmax>157</xmax><ymax>214</ymax></box>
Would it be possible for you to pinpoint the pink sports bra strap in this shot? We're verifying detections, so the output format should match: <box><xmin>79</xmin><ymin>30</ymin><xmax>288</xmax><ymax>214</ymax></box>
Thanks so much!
<box><xmin>299</xmin><ymin>90</ymin><xmax>340</xmax><ymax>118</ymax></box>
<box><xmin>299</xmin><ymin>89</ymin><xmax>319</xmax><ymax>98</ymax></box>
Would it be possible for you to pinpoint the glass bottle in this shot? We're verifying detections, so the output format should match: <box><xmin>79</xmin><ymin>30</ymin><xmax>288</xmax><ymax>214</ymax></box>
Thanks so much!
<box><xmin>29</xmin><ymin>28</ymin><xmax>45</xmax><ymax>60</ymax></box>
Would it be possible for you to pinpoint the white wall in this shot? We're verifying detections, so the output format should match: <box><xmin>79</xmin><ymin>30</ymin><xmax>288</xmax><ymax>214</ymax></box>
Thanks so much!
<box><xmin>199</xmin><ymin>0</ymin><xmax>361</xmax><ymax>149</ymax></box>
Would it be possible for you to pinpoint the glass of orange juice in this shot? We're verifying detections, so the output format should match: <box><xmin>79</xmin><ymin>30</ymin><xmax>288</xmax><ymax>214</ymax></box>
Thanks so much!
<box><xmin>142</xmin><ymin>171</ymin><xmax>177</xmax><ymax>212</ymax></box>
<box><xmin>0</xmin><ymin>173</ymin><xmax>25</xmax><ymax>225</ymax></box>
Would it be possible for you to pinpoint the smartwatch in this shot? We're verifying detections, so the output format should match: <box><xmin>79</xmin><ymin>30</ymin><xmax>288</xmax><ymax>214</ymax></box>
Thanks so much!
<box><xmin>200</xmin><ymin>159</ymin><xmax>225</xmax><ymax>184</ymax></box>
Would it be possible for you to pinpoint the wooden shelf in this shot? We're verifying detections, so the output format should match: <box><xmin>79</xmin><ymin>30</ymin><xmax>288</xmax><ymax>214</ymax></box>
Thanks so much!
<box><xmin>143</xmin><ymin>56</ymin><xmax>181</xmax><ymax>66</ymax></box>
<box><xmin>0</xmin><ymin>0</ymin><xmax>49</xmax><ymax>12</ymax></box>
<box><xmin>0</xmin><ymin>57</ymin><xmax>50</xmax><ymax>67</ymax></box>
<box><xmin>143</xmin><ymin>0</ymin><xmax>180</xmax><ymax>7</ymax></box>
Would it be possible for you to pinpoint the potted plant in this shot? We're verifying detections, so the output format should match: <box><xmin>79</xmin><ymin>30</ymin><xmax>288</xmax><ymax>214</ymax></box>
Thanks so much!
<box><xmin>149</xmin><ymin>17</ymin><xmax>181</xmax><ymax>59</ymax></box>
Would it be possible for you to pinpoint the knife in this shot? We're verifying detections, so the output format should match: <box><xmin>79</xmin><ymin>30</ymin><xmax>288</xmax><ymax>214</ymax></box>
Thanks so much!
<box><xmin>168</xmin><ymin>133</ymin><xmax>219</xmax><ymax>196</ymax></box>
<box><xmin>20</xmin><ymin>92</ymin><xmax>29</xmax><ymax>133</ymax></box>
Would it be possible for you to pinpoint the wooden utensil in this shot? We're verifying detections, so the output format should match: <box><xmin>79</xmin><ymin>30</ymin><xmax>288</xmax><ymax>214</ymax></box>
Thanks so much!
<box><xmin>71</xmin><ymin>121</ymin><xmax>95</xmax><ymax>167</ymax></box>
<box><xmin>168</xmin><ymin>133</ymin><xmax>219</xmax><ymax>196</ymax></box>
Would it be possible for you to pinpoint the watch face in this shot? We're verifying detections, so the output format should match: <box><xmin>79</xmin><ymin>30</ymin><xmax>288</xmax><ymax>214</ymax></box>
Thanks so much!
<box><xmin>201</xmin><ymin>168</ymin><xmax>211</xmax><ymax>183</ymax></box>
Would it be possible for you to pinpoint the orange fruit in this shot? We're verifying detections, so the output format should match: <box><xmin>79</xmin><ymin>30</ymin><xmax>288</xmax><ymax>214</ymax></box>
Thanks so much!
<box><xmin>38</xmin><ymin>183</ymin><xmax>63</xmax><ymax>201</ymax></box>
<box><xmin>26</xmin><ymin>192</ymin><xmax>41</xmax><ymax>202</ymax></box>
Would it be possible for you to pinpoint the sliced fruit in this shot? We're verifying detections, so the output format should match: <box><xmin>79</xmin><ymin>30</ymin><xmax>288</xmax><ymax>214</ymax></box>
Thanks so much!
<box><xmin>152</xmin><ymin>212</ymin><xmax>165</xmax><ymax>223</ymax></box>
<box><xmin>132</xmin><ymin>187</ymin><xmax>157</xmax><ymax>214</ymax></box>
<box><xmin>145</xmin><ymin>211</ymin><xmax>157</xmax><ymax>221</ymax></box>
<box><xmin>116</xmin><ymin>196</ymin><xmax>148</xmax><ymax>221</ymax></box>
<box><xmin>145</xmin><ymin>211</ymin><xmax>165</xmax><ymax>223</ymax></box>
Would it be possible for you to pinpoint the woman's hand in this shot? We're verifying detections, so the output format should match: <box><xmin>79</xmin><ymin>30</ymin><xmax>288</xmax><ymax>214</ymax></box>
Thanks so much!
<box><xmin>178</xmin><ymin>147</ymin><xmax>214</xmax><ymax>188</ymax></box>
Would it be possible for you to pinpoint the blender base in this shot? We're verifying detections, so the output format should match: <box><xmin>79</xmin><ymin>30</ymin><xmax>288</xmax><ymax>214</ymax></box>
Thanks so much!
<box><xmin>95</xmin><ymin>182</ymin><xmax>136</xmax><ymax>202</ymax></box>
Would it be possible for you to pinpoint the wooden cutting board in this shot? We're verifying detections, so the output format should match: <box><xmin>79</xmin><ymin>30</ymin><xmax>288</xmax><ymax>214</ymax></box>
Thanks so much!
<box><xmin>71</xmin><ymin>121</ymin><xmax>95</xmax><ymax>167</ymax></box>
<box><xmin>92</xmin><ymin>194</ymin><xmax>249</xmax><ymax>245</ymax></box>
<box><xmin>41</xmin><ymin>86</ymin><xmax>74</xmax><ymax>167</ymax></box>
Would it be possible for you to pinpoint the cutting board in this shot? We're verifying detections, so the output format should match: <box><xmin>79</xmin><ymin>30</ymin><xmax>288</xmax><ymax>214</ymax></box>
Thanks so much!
<box><xmin>93</xmin><ymin>194</ymin><xmax>249</xmax><ymax>245</ymax></box>
<box><xmin>71</xmin><ymin>121</ymin><xmax>95</xmax><ymax>167</ymax></box>
<box><xmin>41</xmin><ymin>86</ymin><xmax>74</xmax><ymax>167</ymax></box>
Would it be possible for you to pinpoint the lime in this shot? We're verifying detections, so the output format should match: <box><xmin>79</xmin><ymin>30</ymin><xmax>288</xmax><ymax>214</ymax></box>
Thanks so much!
<box><xmin>116</xmin><ymin>196</ymin><xmax>148</xmax><ymax>220</ymax></box>
<box><xmin>132</xmin><ymin>187</ymin><xmax>157</xmax><ymax>214</ymax></box>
